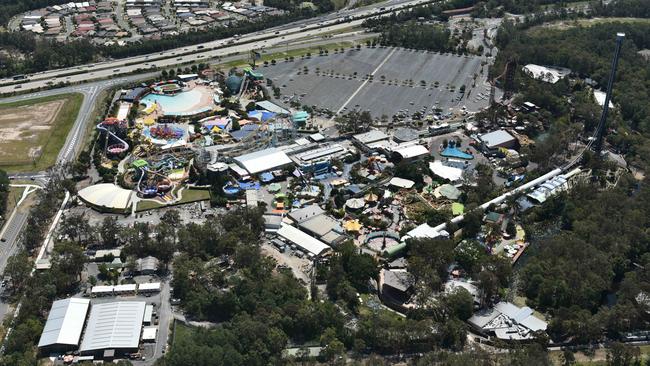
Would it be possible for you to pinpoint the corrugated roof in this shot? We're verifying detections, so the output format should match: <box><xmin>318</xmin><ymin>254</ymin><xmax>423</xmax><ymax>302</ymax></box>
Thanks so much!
<box><xmin>353</xmin><ymin>130</ymin><xmax>389</xmax><ymax>145</ymax></box>
<box><xmin>79</xmin><ymin>301</ymin><xmax>146</xmax><ymax>352</ymax></box>
<box><xmin>277</xmin><ymin>224</ymin><xmax>330</xmax><ymax>256</ymax></box>
<box><xmin>288</xmin><ymin>204</ymin><xmax>324</xmax><ymax>223</ymax></box>
<box><xmin>393</xmin><ymin>144</ymin><xmax>429</xmax><ymax>159</ymax></box>
<box><xmin>234</xmin><ymin>147</ymin><xmax>292</xmax><ymax>174</ymax></box>
<box><xmin>480</xmin><ymin>130</ymin><xmax>515</xmax><ymax>149</ymax></box>
<box><xmin>38</xmin><ymin>298</ymin><xmax>90</xmax><ymax>348</ymax></box>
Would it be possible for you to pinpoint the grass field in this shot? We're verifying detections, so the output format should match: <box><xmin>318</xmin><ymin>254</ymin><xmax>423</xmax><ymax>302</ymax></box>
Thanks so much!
<box><xmin>3</xmin><ymin>186</ymin><xmax>24</xmax><ymax>218</ymax></box>
<box><xmin>0</xmin><ymin>93</ymin><xmax>83</xmax><ymax>173</ymax></box>
<box><xmin>135</xmin><ymin>188</ymin><xmax>210</xmax><ymax>212</ymax></box>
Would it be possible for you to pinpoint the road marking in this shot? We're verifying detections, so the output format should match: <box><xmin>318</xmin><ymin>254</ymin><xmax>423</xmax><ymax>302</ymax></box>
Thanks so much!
<box><xmin>331</xmin><ymin>47</ymin><xmax>397</xmax><ymax>120</ymax></box>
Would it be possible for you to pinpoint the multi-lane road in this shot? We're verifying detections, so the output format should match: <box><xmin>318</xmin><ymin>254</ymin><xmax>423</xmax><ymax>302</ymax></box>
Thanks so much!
<box><xmin>0</xmin><ymin>0</ymin><xmax>433</xmax><ymax>95</ymax></box>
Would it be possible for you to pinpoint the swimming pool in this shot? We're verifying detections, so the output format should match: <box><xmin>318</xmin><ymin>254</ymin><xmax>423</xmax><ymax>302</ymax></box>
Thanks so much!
<box><xmin>441</xmin><ymin>146</ymin><xmax>474</xmax><ymax>160</ymax></box>
<box><xmin>141</xmin><ymin>89</ymin><xmax>207</xmax><ymax>116</ymax></box>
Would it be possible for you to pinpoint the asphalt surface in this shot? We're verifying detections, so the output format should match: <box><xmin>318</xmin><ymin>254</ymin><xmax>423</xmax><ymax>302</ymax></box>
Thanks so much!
<box><xmin>263</xmin><ymin>47</ymin><xmax>492</xmax><ymax>118</ymax></box>
<box><xmin>0</xmin><ymin>0</ymin><xmax>434</xmax><ymax>94</ymax></box>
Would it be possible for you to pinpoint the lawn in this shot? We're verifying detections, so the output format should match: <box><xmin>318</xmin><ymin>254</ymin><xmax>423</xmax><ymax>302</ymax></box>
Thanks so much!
<box><xmin>135</xmin><ymin>188</ymin><xmax>211</xmax><ymax>212</ymax></box>
<box><xmin>3</xmin><ymin>186</ymin><xmax>24</xmax><ymax>218</ymax></box>
<box><xmin>0</xmin><ymin>93</ymin><xmax>83</xmax><ymax>173</ymax></box>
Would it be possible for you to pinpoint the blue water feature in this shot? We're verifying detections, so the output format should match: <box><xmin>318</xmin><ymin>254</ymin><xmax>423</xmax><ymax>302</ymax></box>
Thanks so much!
<box><xmin>441</xmin><ymin>147</ymin><xmax>474</xmax><ymax>160</ymax></box>
<box><xmin>141</xmin><ymin>89</ymin><xmax>207</xmax><ymax>116</ymax></box>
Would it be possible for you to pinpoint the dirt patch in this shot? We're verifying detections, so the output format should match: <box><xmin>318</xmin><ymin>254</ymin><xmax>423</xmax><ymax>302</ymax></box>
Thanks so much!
<box><xmin>0</xmin><ymin>99</ymin><xmax>66</xmax><ymax>163</ymax></box>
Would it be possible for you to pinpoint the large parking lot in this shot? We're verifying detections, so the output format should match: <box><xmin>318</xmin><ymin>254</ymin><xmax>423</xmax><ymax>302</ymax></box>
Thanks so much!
<box><xmin>261</xmin><ymin>46</ymin><xmax>493</xmax><ymax>119</ymax></box>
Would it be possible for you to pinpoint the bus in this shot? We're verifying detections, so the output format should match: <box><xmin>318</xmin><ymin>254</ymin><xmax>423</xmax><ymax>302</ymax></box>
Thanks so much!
<box><xmin>13</xmin><ymin>74</ymin><xmax>26</xmax><ymax>80</ymax></box>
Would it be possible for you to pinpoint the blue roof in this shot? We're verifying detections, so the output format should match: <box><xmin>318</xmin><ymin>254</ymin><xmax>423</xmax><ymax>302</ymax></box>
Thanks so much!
<box><xmin>229</xmin><ymin>124</ymin><xmax>259</xmax><ymax>141</ymax></box>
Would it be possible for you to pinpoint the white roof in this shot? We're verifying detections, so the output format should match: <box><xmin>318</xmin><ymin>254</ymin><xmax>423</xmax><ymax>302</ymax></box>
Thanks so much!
<box><xmin>142</xmin><ymin>327</ymin><xmax>157</xmax><ymax>340</ymax></box>
<box><xmin>91</xmin><ymin>285</ymin><xmax>114</xmax><ymax>294</ymax></box>
<box><xmin>143</xmin><ymin>305</ymin><xmax>153</xmax><ymax>323</ymax></box>
<box><xmin>38</xmin><ymin>298</ymin><xmax>90</xmax><ymax>348</ymax></box>
<box><xmin>234</xmin><ymin>147</ymin><xmax>292</xmax><ymax>174</ymax></box>
<box><xmin>80</xmin><ymin>301</ymin><xmax>146</xmax><ymax>352</ymax></box>
<box><xmin>393</xmin><ymin>144</ymin><xmax>429</xmax><ymax>159</ymax></box>
<box><xmin>389</xmin><ymin>177</ymin><xmax>415</xmax><ymax>189</ymax></box>
<box><xmin>138</xmin><ymin>282</ymin><xmax>161</xmax><ymax>291</ymax></box>
<box><xmin>593</xmin><ymin>89</ymin><xmax>615</xmax><ymax>109</ymax></box>
<box><xmin>522</xmin><ymin>64</ymin><xmax>570</xmax><ymax>84</ymax></box>
<box><xmin>429</xmin><ymin>161</ymin><xmax>463</xmax><ymax>182</ymax></box>
<box><xmin>353</xmin><ymin>130</ymin><xmax>389</xmax><ymax>145</ymax></box>
<box><xmin>309</xmin><ymin>133</ymin><xmax>325</xmax><ymax>142</ymax></box>
<box><xmin>256</xmin><ymin>100</ymin><xmax>290</xmax><ymax>114</ymax></box>
<box><xmin>404</xmin><ymin>223</ymin><xmax>449</xmax><ymax>240</ymax></box>
<box><xmin>113</xmin><ymin>284</ymin><xmax>137</xmax><ymax>292</ymax></box>
<box><xmin>345</xmin><ymin>198</ymin><xmax>365</xmax><ymax>209</ymax></box>
<box><xmin>480</xmin><ymin>130</ymin><xmax>516</xmax><ymax>149</ymax></box>
<box><xmin>78</xmin><ymin>183</ymin><xmax>133</xmax><ymax>210</ymax></box>
<box><xmin>288</xmin><ymin>204</ymin><xmax>324</xmax><ymax>223</ymax></box>
<box><xmin>277</xmin><ymin>224</ymin><xmax>330</xmax><ymax>256</ymax></box>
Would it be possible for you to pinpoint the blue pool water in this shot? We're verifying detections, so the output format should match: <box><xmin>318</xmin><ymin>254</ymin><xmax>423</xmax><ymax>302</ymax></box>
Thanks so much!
<box><xmin>441</xmin><ymin>147</ymin><xmax>474</xmax><ymax>160</ymax></box>
<box><xmin>141</xmin><ymin>89</ymin><xmax>207</xmax><ymax>116</ymax></box>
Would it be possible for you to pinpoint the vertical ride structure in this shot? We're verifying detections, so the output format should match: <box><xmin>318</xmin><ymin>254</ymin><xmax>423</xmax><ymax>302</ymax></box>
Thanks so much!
<box><xmin>594</xmin><ymin>33</ymin><xmax>625</xmax><ymax>156</ymax></box>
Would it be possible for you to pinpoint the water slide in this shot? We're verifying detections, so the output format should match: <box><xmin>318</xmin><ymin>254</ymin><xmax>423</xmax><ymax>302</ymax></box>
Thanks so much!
<box><xmin>97</xmin><ymin>118</ymin><xmax>129</xmax><ymax>155</ymax></box>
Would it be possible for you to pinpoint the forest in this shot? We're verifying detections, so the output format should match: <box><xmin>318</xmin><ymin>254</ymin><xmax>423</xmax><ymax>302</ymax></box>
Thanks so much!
<box><xmin>493</xmin><ymin>21</ymin><xmax>650</xmax><ymax>171</ymax></box>
<box><xmin>485</xmin><ymin>18</ymin><xmax>650</xmax><ymax>346</ymax></box>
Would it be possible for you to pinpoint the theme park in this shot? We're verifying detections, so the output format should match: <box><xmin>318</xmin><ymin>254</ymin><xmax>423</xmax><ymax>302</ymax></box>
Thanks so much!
<box><xmin>78</xmin><ymin>65</ymin><xmax>311</xmax><ymax>213</ymax></box>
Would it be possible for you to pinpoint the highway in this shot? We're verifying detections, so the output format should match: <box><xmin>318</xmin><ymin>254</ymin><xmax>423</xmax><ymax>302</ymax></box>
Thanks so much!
<box><xmin>0</xmin><ymin>0</ymin><xmax>434</xmax><ymax>95</ymax></box>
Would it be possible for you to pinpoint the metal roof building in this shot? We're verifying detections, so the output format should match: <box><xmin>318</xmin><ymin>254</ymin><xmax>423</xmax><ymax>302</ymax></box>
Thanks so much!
<box><xmin>256</xmin><ymin>100</ymin><xmax>290</xmax><ymax>115</ymax></box>
<box><xmin>38</xmin><ymin>298</ymin><xmax>90</xmax><ymax>351</ymax></box>
<box><xmin>276</xmin><ymin>223</ymin><xmax>331</xmax><ymax>257</ymax></box>
<box><xmin>392</xmin><ymin>144</ymin><xmax>429</xmax><ymax>161</ymax></box>
<box><xmin>353</xmin><ymin>130</ymin><xmax>389</xmax><ymax>145</ymax></box>
<box><xmin>79</xmin><ymin>301</ymin><xmax>146</xmax><ymax>355</ymax></box>
<box><xmin>287</xmin><ymin>204</ymin><xmax>324</xmax><ymax>223</ymax></box>
<box><xmin>468</xmin><ymin>301</ymin><xmax>547</xmax><ymax>341</ymax></box>
<box><xmin>479</xmin><ymin>130</ymin><xmax>517</xmax><ymax>150</ymax></box>
<box><xmin>233</xmin><ymin>147</ymin><xmax>293</xmax><ymax>174</ymax></box>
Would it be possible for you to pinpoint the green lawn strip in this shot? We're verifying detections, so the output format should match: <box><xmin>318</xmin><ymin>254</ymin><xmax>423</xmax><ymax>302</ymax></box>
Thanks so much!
<box><xmin>135</xmin><ymin>188</ymin><xmax>210</xmax><ymax>212</ymax></box>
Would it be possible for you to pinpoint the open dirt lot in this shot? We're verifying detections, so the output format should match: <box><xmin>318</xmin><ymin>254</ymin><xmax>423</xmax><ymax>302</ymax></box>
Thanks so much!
<box><xmin>0</xmin><ymin>99</ymin><xmax>67</xmax><ymax>164</ymax></box>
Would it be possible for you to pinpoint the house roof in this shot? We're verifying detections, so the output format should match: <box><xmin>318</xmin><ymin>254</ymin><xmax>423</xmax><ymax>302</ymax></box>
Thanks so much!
<box><xmin>38</xmin><ymin>298</ymin><xmax>90</xmax><ymax>348</ymax></box>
